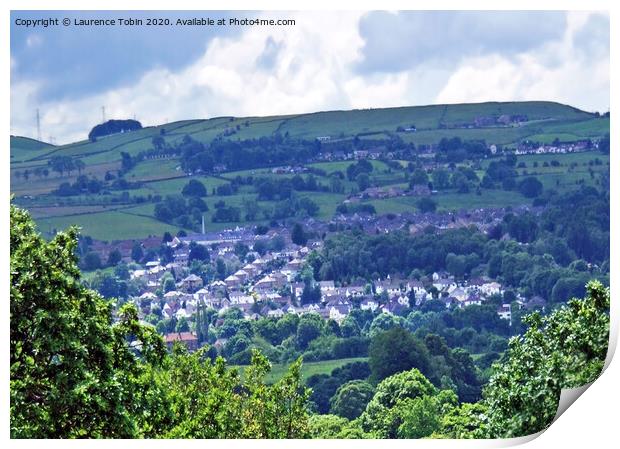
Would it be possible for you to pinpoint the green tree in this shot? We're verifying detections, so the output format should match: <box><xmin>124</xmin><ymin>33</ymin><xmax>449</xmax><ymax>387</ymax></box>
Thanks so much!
<box><xmin>162</xmin><ymin>276</ymin><xmax>176</xmax><ymax>293</ymax></box>
<box><xmin>10</xmin><ymin>204</ymin><xmax>166</xmax><ymax>438</ymax></box>
<box><xmin>291</xmin><ymin>223</ymin><xmax>308</xmax><ymax>246</ymax></box>
<box><xmin>195</xmin><ymin>302</ymin><xmax>210</xmax><ymax>344</ymax></box>
<box><xmin>417</xmin><ymin>196</ymin><xmax>437</xmax><ymax>213</ymax></box>
<box><xmin>107</xmin><ymin>248</ymin><xmax>122</xmax><ymax>266</ymax></box>
<box><xmin>368</xmin><ymin>313</ymin><xmax>403</xmax><ymax>338</ymax></box>
<box><xmin>356</xmin><ymin>173</ymin><xmax>370</xmax><ymax>191</ymax></box>
<box><xmin>307</xmin><ymin>414</ymin><xmax>350</xmax><ymax>438</ymax></box>
<box><xmin>598</xmin><ymin>133</ymin><xmax>610</xmax><ymax>154</ymax></box>
<box><xmin>361</xmin><ymin>368</ymin><xmax>438</xmax><ymax>437</ymax></box>
<box><xmin>296</xmin><ymin>314</ymin><xmax>324</xmax><ymax>349</ymax></box>
<box><xmin>409</xmin><ymin>169</ymin><xmax>429</xmax><ymax>187</ymax></box>
<box><xmin>114</xmin><ymin>262</ymin><xmax>130</xmax><ymax>280</ymax></box>
<box><xmin>396</xmin><ymin>390</ymin><xmax>458</xmax><ymax>438</ymax></box>
<box><xmin>131</xmin><ymin>241</ymin><xmax>143</xmax><ymax>263</ymax></box>
<box><xmin>152</xmin><ymin>135</ymin><xmax>165</xmax><ymax>151</ymax></box>
<box><xmin>368</xmin><ymin>327</ymin><xmax>433</xmax><ymax>383</ymax></box>
<box><xmin>431</xmin><ymin>169</ymin><xmax>450</xmax><ymax>190</ymax></box>
<box><xmin>482</xmin><ymin>281</ymin><xmax>610</xmax><ymax>438</ymax></box>
<box><xmin>160</xmin><ymin>348</ymin><xmax>310</xmax><ymax>438</ymax></box>
<box><xmin>80</xmin><ymin>250</ymin><xmax>102</xmax><ymax>271</ymax></box>
<box><xmin>518</xmin><ymin>176</ymin><xmax>543</xmax><ymax>198</ymax></box>
<box><xmin>189</xmin><ymin>243</ymin><xmax>210</xmax><ymax>262</ymax></box>
<box><xmin>435</xmin><ymin>402</ymin><xmax>488</xmax><ymax>439</ymax></box>
<box><xmin>330</xmin><ymin>380</ymin><xmax>375</xmax><ymax>420</ymax></box>
<box><xmin>182</xmin><ymin>179</ymin><xmax>207</xmax><ymax>197</ymax></box>
<box><xmin>175</xmin><ymin>317</ymin><xmax>190</xmax><ymax>333</ymax></box>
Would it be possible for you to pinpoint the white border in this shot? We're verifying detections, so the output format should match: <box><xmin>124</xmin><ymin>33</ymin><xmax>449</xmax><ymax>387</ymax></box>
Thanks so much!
<box><xmin>2</xmin><ymin>1</ymin><xmax>616</xmax><ymax>447</ymax></box>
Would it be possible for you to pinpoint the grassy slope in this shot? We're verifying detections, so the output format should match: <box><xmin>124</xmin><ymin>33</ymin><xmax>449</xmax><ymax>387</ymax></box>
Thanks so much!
<box><xmin>17</xmin><ymin>152</ymin><xmax>609</xmax><ymax>240</ymax></box>
<box><xmin>10</xmin><ymin>136</ymin><xmax>56</xmax><ymax>164</ymax></box>
<box><xmin>10</xmin><ymin>101</ymin><xmax>609</xmax><ymax>240</ymax></box>
<box><xmin>234</xmin><ymin>357</ymin><xmax>368</xmax><ymax>384</ymax></box>
<box><xmin>11</xmin><ymin>101</ymin><xmax>601</xmax><ymax>170</ymax></box>
<box><xmin>37</xmin><ymin>209</ymin><xmax>180</xmax><ymax>241</ymax></box>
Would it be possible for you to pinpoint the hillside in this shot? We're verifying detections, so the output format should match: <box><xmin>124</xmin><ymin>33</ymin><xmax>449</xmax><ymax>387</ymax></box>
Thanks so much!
<box><xmin>10</xmin><ymin>101</ymin><xmax>601</xmax><ymax>166</ymax></box>
<box><xmin>10</xmin><ymin>101</ymin><xmax>609</xmax><ymax>241</ymax></box>
<box><xmin>10</xmin><ymin>135</ymin><xmax>56</xmax><ymax>161</ymax></box>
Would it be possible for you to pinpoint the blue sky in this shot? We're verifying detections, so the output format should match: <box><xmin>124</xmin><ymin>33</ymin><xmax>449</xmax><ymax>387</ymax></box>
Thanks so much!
<box><xmin>10</xmin><ymin>10</ymin><xmax>610</xmax><ymax>144</ymax></box>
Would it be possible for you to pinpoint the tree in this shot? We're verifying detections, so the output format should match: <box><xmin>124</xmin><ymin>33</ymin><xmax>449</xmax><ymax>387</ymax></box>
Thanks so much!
<box><xmin>361</xmin><ymin>368</ymin><xmax>438</xmax><ymax>437</ymax></box>
<box><xmin>242</xmin><ymin>197</ymin><xmax>261</xmax><ymax>221</ymax></box>
<box><xmin>107</xmin><ymin>248</ymin><xmax>122</xmax><ymax>266</ymax></box>
<box><xmin>163</xmin><ymin>277</ymin><xmax>176</xmax><ymax>293</ymax></box>
<box><xmin>396</xmin><ymin>390</ymin><xmax>458</xmax><ymax>438</ymax></box>
<box><xmin>296</xmin><ymin>314</ymin><xmax>324</xmax><ymax>349</ymax></box>
<box><xmin>48</xmin><ymin>155</ymin><xmax>75</xmax><ymax>177</ymax></box>
<box><xmin>409</xmin><ymin>169</ymin><xmax>429</xmax><ymax>187</ymax></box>
<box><xmin>195</xmin><ymin>302</ymin><xmax>210</xmax><ymax>344</ymax></box>
<box><xmin>175</xmin><ymin>317</ymin><xmax>190</xmax><ymax>332</ymax></box>
<box><xmin>234</xmin><ymin>242</ymin><xmax>250</xmax><ymax>260</ymax></box>
<box><xmin>89</xmin><ymin>119</ymin><xmax>142</xmax><ymax>141</ymax></box>
<box><xmin>518</xmin><ymin>177</ymin><xmax>543</xmax><ymax>198</ymax></box>
<box><xmin>182</xmin><ymin>179</ymin><xmax>207</xmax><ymax>197</ymax></box>
<box><xmin>91</xmin><ymin>272</ymin><xmax>126</xmax><ymax>299</ymax></box>
<box><xmin>482</xmin><ymin>281</ymin><xmax>610</xmax><ymax>438</ymax></box>
<box><xmin>340</xmin><ymin>316</ymin><xmax>361</xmax><ymax>338</ymax></box>
<box><xmin>120</xmin><ymin>152</ymin><xmax>134</xmax><ymax>172</ymax></box>
<box><xmin>356</xmin><ymin>173</ymin><xmax>370</xmax><ymax>191</ymax></box>
<box><xmin>188</xmin><ymin>243</ymin><xmax>210</xmax><ymax>262</ymax></box>
<box><xmin>152</xmin><ymin>135</ymin><xmax>165</xmax><ymax>151</ymax></box>
<box><xmin>291</xmin><ymin>223</ymin><xmax>308</xmax><ymax>246</ymax></box>
<box><xmin>445</xmin><ymin>252</ymin><xmax>466</xmax><ymax>278</ymax></box>
<box><xmin>368</xmin><ymin>327</ymin><xmax>433</xmax><ymax>383</ymax></box>
<box><xmin>307</xmin><ymin>415</ymin><xmax>352</xmax><ymax>438</ymax></box>
<box><xmin>10</xmin><ymin>204</ymin><xmax>166</xmax><ymax>438</ymax></box>
<box><xmin>114</xmin><ymin>262</ymin><xmax>130</xmax><ymax>280</ymax></box>
<box><xmin>431</xmin><ymin>169</ymin><xmax>450</xmax><ymax>190</ymax></box>
<box><xmin>131</xmin><ymin>241</ymin><xmax>143</xmax><ymax>263</ymax></box>
<box><xmin>330</xmin><ymin>380</ymin><xmax>374</xmax><ymax>420</ymax></box>
<box><xmin>300</xmin><ymin>282</ymin><xmax>321</xmax><ymax>305</ymax></box>
<box><xmin>368</xmin><ymin>313</ymin><xmax>403</xmax><ymax>337</ymax></box>
<box><xmin>435</xmin><ymin>402</ymin><xmax>488</xmax><ymax>438</ymax></box>
<box><xmin>160</xmin><ymin>348</ymin><xmax>311</xmax><ymax>438</ymax></box>
<box><xmin>81</xmin><ymin>251</ymin><xmax>102</xmax><ymax>271</ymax></box>
<box><xmin>417</xmin><ymin>197</ymin><xmax>437</xmax><ymax>213</ymax></box>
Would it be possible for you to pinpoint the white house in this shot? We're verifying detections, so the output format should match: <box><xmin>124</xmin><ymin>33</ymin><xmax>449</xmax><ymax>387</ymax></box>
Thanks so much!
<box><xmin>497</xmin><ymin>303</ymin><xmax>512</xmax><ymax>322</ymax></box>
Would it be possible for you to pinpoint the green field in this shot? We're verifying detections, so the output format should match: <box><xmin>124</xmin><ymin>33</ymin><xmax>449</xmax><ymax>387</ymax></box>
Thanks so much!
<box><xmin>37</xmin><ymin>209</ymin><xmax>180</xmax><ymax>241</ymax></box>
<box><xmin>10</xmin><ymin>101</ymin><xmax>609</xmax><ymax>241</ymax></box>
<box><xmin>11</xmin><ymin>101</ymin><xmax>606</xmax><ymax>176</ymax></box>
<box><xmin>10</xmin><ymin>136</ymin><xmax>56</xmax><ymax>162</ymax></box>
<box><xmin>125</xmin><ymin>158</ymin><xmax>182</xmax><ymax>181</ymax></box>
<box><xmin>365</xmin><ymin>188</ymin><xmax>534</xmax><ymax>214</ymax></box>
<box><xmin>234</xmin><ymin>357</ymin><xmax>368</xmax><ymax>384</ymax></box>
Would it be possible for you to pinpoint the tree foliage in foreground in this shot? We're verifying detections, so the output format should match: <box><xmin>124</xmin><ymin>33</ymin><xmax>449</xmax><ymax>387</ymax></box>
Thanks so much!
<box><xmin>158</xmin><ymin>347</ymin><xmax>310</xmax><ymax>438</ymax></box>
<box><xmin>481</xmin><ymin>280</ymin><xmax>610</xmax><ymax>438</ymax></box>
<box><xmin>311</xmin><ymin>281</ymin><xmax>610</xmax><ymax>439</ymax></box>
<box><xmin>10</xmin><ymin>204</ymin><xmax>167</xmax><ymax>437</ymax></box>
<box><xmin>10</xmin><ymin>204</ymin><xmax>310</xmax><ymax>438</ymax></box>
<box><xmin>330</xmin><ymin>380</ymin><xmax>375</xmax><ymax>420</ymax></box>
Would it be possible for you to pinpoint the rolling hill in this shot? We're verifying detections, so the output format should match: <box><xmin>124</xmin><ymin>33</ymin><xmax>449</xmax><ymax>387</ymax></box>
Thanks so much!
<box><xmin>10</xmin><ymin>101</ymin><xmax>609</xmax><ymax>241</ymax></box>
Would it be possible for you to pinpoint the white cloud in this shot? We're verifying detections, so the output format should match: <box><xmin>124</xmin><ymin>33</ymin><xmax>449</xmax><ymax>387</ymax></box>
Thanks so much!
<box><xmin>10</xmin><ymin>11</ymin><xmax>609</xmax><ymax>144</ymax></box>
<box><xmin>11</xmin><ymin>11</ymin><xmax>366</xmax><ymax>143</ymax></box>
<box><xmin>435</xmin><ymin>12</ymin><xmax>609</xmax><ymax>113</ymax></box>
<box><xmin>25</xmin><ymin>34</ymin><xmax>43</xmax><ymax>48</ymax></box>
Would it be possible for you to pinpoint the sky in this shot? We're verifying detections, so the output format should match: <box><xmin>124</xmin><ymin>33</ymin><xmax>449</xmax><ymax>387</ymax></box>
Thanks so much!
<box><xmin>10</xmin><ymin>10</ymin><xmax>610</xmax><ymax>144</ymax></box>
